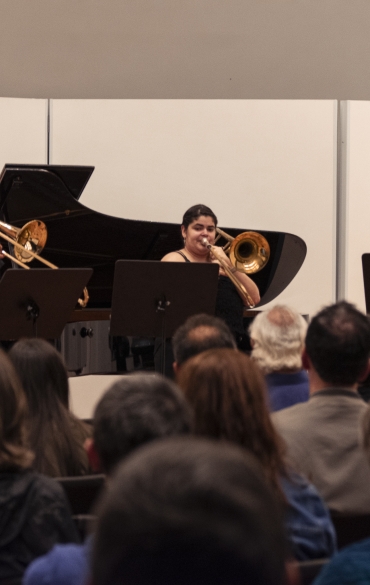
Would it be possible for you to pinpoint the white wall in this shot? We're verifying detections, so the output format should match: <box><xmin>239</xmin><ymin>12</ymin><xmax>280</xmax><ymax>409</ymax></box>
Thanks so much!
<box><xmin>0</xmin><ymin>98</ymin><xmax>47</xmax><ymax>168</ymax></box>
<box><xmin>345</xmin><ymin>101</ymin><xmax>370</xmax><ymax>312</ymax></box>
<box><xmin>50</xmin><ymin>99</ymin><xmax>337</xmax><ymax>317</ymax></box>
<box><xmin>69</xmin><ymin>375</ymin><xmax>125</xmax><ymax>419</ymax></box>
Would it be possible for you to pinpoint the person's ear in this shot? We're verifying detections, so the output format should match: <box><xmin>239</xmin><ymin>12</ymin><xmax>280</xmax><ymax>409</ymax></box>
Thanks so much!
<box><xmin>358</xmin><ymin>359</ymin><xmax>370</xmax><ymax>383</ymax></box>
<box><xmin>181</xmin><ymin>225</ymin><xmax>187</xmax><ymax>240</ymax></box>
<box><xmin>84</xmin><ymin>438</ymin><xmax>102</xmax><ymax>473</ymax></box>
<box><xmin>173</xmin><ymin>361</ymin><xmax>179</xmax><ymax>376</ymax></box>
<box><xmin>302</xmin><ymin>348</ymin><xmax>311</xmax><ymax>371</ymax></box>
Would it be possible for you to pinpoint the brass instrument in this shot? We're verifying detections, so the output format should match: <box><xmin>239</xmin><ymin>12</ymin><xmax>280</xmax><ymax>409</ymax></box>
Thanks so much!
<box><xmin>215</xmin><ymin>228</ymin><xmax>270</xmax><ymax>274</ymax></box>
<box><xmin>0</xmin><ymin>219</ymin><xmax>89</xmax><ymax>307</ymax></box>
<box><xmin>202</xmin><ymin>238</ymin><xmax>256</xmax><ymax>309</ymax></box>
<box><xmin>202</xmin><ymin>228</ymin><xmax>270</xmax><ymax>309</ymax></box>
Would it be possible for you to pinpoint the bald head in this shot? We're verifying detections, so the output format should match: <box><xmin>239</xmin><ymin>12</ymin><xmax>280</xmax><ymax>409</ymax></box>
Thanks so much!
<box><xmin>172</xmin><ymin>314</ymin><xmax>236</xmax><ymax>368</ymax></box>
<box><xmin>188</xmin><ymin>324</ymin><xmax>222</xmax><ymax>342</ymax></box>
<box><xmin>266</xmin><ymin>306</ymin><xmax>297</xmax><ymax>328</ymax></box>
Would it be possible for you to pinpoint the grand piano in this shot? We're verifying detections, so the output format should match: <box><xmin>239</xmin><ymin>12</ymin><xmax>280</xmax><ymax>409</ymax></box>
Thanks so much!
<box><xmin>0</xmin><ymin>164</ymin><xmax>307</xmax><ymax>374</ymax></box>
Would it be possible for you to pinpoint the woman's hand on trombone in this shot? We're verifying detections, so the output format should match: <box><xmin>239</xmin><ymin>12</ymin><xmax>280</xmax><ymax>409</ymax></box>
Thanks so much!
<box><xmin>205</xmin><ymin>239</ymin><xmax>260</xmax><ymax>307</ymax></box>
<box><xmin>209</xmin><ymin>245</ymin><xmax>231</xmax><ymax>276</ymax></box>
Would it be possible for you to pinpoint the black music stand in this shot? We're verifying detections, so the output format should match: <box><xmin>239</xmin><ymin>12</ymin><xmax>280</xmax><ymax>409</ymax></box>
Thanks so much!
<box><xmin>0</xmin><ymin>268</ymin><xmax>93</xmax><ymax>340</ymax></box>
<box><xmin>110</xmin><ymin>260</ymin><xmax>219</xmax><ymax>374</ymax></box>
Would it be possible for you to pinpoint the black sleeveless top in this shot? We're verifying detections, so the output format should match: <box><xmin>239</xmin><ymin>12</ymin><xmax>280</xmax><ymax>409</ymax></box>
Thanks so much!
<box><xmin>174</xmin><ymin>251</ymin><xmax>244</xmax><ymax>337</ymax></box>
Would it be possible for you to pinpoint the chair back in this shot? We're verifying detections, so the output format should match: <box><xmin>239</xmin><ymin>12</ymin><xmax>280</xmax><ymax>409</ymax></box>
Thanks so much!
<box><xmin>56</xmin><ymin>473</ymin><xmax>106</xmax><ymax>515</ymax></box>
<box><xmin>330</xmin><ymin>511</ymin><xmax>370</xmax><ymax>549</ymax></box>
<box><xmin>295</xmin><ymin>559</ymin><xmax>328</xmax><ymax>585</ymax></box>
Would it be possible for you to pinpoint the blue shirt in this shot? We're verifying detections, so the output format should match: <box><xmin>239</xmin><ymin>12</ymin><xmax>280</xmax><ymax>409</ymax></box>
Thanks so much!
<box><xmin>282</xmin><ymin>472</ymin><xmax>337</xmax><ymax>561</ymax></box>
<box><xmin>312</xmin><ymin>537</ymin><xmax>370</xmax><ymax>585</ymax></box>
<box><xmin>23</xmin><ymin>537</ymin><xmax>91</xmax><ymax>585</ymax></box>
<box><xmin>266</xmin><ymin>370</ymin><xmax>309</xmax><ymax>412</ymax></box>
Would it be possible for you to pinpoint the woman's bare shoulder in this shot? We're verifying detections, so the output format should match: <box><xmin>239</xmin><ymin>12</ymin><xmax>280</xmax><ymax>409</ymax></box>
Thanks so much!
<box><xmin>161</xmin><ymin>251</ymin><xmax>185</xmax><ymax>262</ymax></box>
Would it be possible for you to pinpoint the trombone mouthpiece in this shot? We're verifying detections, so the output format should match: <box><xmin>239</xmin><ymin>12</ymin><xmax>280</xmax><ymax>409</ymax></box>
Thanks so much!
<box><xmin>202</xmin><ymin>238</ymin><xmax>210</xmax><ymax>248</ymax></box>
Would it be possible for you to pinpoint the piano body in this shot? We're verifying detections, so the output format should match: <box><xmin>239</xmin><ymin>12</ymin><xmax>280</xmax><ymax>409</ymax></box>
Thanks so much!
<box><xmin>0</xmin><ymin>164</ymin><xmax>307</xmax><ymax>374</ymax></box>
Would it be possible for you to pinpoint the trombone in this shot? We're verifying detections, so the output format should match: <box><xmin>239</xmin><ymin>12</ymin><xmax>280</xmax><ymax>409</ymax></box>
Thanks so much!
<box><xmin>215</xmin><ymin>228</ymin><xmax>270</xmax><ymax>274</ymax></box>
<box><xmin>203</xmin><ymin>228</ymin><xmax>270</xmax><ymax>309</ymax></box>
<box><xmin>0</xmin><ymin>219</ymin><xmax>89</xmax><ymax>307</ymax></box>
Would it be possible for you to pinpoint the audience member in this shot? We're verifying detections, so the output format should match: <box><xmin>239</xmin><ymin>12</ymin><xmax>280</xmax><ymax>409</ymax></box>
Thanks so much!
<box><xmin>273</xmin><ymin>301</ymin><xmax>370</xmax><ymax>513</ymax></box>
<box><xmin>9</xmin><ymin>338</ymin><xmax>91</xmax><ymax>477</ymax></box>
<box><xmin>177</xmin><ymin>348</ymin><xmax>336</xmax><ymax>561</ymax></box>
<box><xmin>92</xmin><ymin>436</ymin><xmax>289</xmax><ymax>585</ymax></box>
<box><xmin>249</xmin><ymin>305</ymin><xmax>309</xmax><ymax>411</ymax></box>
<box><xmin>172</xmin><ymin>312</ymin><xmax>236</xmax><ymax>373</ymax></box>
<box><xmin>0</xmin><ymin>350</ymin><xmax>79</xmax><ymax>585</ymax></box>
<box><xmin>311</xmin><ymin>405</ymin><xmax>370</xmax><ymax>585</ymax></box>
<box><xmin>357</xmin><ymin>369</ymin><xmax>370</xmax><ymax>402</ymax></box>
<box><xmin>23</xmin><ymin>373</ymin><xmax>193</xmax><ymax>585</ymax></box>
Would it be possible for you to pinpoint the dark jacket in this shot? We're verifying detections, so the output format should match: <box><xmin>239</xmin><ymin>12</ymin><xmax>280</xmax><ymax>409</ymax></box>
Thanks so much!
<box><xmin>0</xmin><ymin>468</ymin><xmax>79</xmax><ymax>585</ymax></box>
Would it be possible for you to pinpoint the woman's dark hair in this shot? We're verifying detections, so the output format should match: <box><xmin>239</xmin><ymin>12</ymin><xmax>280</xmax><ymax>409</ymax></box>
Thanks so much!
<box><xmin>9</xmin><ymin>338</ymin><xmax>90</xmax><ymax>477</ymax></box>
<box><xmin>0</xmin><ymin>350</ymin><xmax>34</xmax><ymax>470</ymax></box>
<box><xmin>182</xmin><ymin>204</ymin><xmax>218</xmax><ymax>229</ymax></box>
<box><xmin>177</xmin><ymin>348</ymin><xmax>287</xmax><ymax>496</ymax></box>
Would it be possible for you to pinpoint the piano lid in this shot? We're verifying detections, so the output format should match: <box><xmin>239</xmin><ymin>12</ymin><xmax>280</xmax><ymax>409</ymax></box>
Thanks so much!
<box><xmin>0</xmin><ymin>164</ymin><xmax>307</xmax><ymax>309</ymax></box>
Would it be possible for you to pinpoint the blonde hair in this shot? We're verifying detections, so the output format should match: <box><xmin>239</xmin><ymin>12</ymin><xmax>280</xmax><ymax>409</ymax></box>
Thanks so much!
<box><xmin>249</xmin><ymin>305</ymin><xmax>307</xmax><ymax>375</ymax></box>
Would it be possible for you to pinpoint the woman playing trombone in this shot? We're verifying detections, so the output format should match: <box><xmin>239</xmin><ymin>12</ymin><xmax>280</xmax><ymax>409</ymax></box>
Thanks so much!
<box><xmin>162</xmin><ymin>204</ymin><xmax>260</xmax><ymax>350</ymax></box>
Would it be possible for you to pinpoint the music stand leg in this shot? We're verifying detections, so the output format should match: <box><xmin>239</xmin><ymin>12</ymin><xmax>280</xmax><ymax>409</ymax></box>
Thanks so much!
<box><xmin>157</xmin><ymin>295</ymin><xmax>170</xmax><ymax>376</ymax></box>
<box><xmin>26</xmin><ymin>301</ymin><xmax>40</xmax><ymax>338</ymax></box>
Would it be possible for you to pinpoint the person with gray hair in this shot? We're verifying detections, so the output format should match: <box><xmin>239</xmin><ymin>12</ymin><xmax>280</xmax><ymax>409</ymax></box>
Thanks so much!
<box><xmin>249</xmin><ymin>304</ymin><xmax>309</xmax><ymax>411</ymax></box>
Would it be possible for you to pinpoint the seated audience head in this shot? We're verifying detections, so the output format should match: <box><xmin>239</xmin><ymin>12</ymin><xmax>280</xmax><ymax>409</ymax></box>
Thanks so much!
<box><xmin>304</xmin><ymin>301</ymin><xmax>370</xmax><ymax>387</ymax></box>
<box><xmin>172</xmin><ymin>313</ymin><xmax>236</xmax><ymax>371</ymax></box>
<box><xmin>249</xmin><ymin>305</ymin><xmax>307</xmax><ymax>374</ymax></box>
<box><xmin>177</xmin><ymin>348</ymin><xmax>286</xmax><ymax>495</ymax></box>
<box><xmin>0</xmin><ymin>349</ymin><xmax>33</xmax><ymax>470</ymax></box>
<box><xmin>9</xmin><ymin>338</ymin><xmax>69</xmax><ymax>408</ymax></box>
<box><xmin>9</xmin><ymin>338</ymin><xmax>89</xmax><ymax>476</ymax></box>
<box><xmin>92</xmin><ymin>437</ymin><xmax>287</xmax><ymax>585</ymax></box>
<box><xmin>90</xmin><ymin>373</ymin><xmax>193</xmax><ymax>475</ymax></box>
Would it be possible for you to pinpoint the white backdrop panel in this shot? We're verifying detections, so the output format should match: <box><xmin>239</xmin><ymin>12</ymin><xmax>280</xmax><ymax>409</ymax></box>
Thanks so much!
<box><xmin>346</xmin><ymin>101</ymin><xmax>370</xmax><ymax>312</ymax></box>
<box><xmin>50</xmin><ymin>99</ymin><xmax>336</xmax><ymax>316</ymax></box>
<box><xmin>0</xmin><ymin>98</ymin><xmax>47</xmax><ymax>168</ymax></box>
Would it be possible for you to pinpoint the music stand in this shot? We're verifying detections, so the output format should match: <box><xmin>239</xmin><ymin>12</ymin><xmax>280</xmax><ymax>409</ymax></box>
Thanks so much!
<box><xmin>0</xmin><ymin>268</ymin><xmax>93</xmax><ymax>340</ymax></box>
<box><xmin>110</xmin><ymin>260</ymin><xmax>219</xmax><ymax>374</ymax></box>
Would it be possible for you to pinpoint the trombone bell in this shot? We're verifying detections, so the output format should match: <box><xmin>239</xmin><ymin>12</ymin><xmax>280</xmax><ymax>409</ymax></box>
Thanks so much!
<box><xmin>14</xmin><ymin>220</ymin><xmax>48</xmax><ymax>263</ymax></box>
<box><xmin>0</xmin><ymin>218</ymin><xmax>89</xmax><ymax>307</ymax></box>
<box><xmin>0</xmin><ymin>219</ymin><xmax>48</xmax><ymax>263</ymax></box>
<box><xmin>217</xmin><ymin>229</ymin><xmax>270</xmax><ymax>274</ymax></box>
